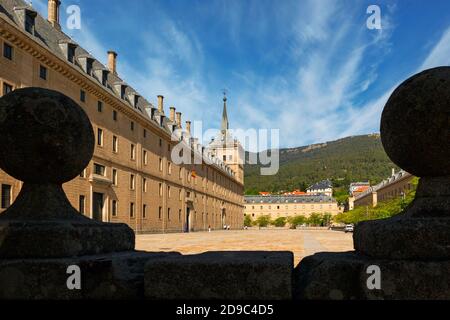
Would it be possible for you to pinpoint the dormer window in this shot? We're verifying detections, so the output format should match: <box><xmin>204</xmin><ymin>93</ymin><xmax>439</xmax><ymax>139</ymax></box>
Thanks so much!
<box><xmin>120</xmin><ymin>86</ymin><xmax>126</xmax><ymax>99</ymax></box>
<box><xmin>14</xmin><ymin>7</ymin><xmax>37</xmax><ymax>35</ymax></box>
<box><xmin>68</xmin><ymin>44</ymin><xmax>76</xmax><ymax>63</ymax></box>
<box><xmin>86</xmin><ymin>59</ymin><xmax>93</xmax><ymax>76</ymax></box>
<box><xmin>25</xmin><ymin>11</ymin><xmax>36</xmax><ymax>34</ymax></box>
<box><xmin>102</xmin><ymin>70</ymin><xmax>108</xmax><ymax>86</ymax></box>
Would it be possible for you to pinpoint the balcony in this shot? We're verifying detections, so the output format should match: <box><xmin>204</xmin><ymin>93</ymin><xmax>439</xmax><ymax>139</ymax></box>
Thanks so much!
<box><xmin>89</xmin><ymin>173</ymin><xmax>112</xmax><ymax>186</ymax></box>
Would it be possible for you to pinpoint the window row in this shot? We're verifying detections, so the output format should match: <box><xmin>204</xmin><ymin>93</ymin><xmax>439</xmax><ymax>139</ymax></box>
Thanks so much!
<box><xmin>78</xmin><ymin>195</ymin><xmax>183</xmax><ymax>221</ymax></box>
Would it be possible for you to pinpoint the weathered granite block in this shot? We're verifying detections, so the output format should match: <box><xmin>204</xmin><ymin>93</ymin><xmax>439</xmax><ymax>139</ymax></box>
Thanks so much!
<box><xmin>295</xmin><ymin>66</ymin><xmax>450</xmax><ymax>300</ymax></box>
<box><xmin>0</xmin><ymin>251</ymin><xmax>180</xmax><ymax>300</ymax></box>
<box><xmin>294</xmin><ymin>252</ymin><xmax>367</xmax><ymax>300</ymax></box>
<box><xmin>145</xmin><ymin>251</ymin><xmax>293</xmax><ymax>300</ymax></box>
<box><xmin>294</xmin><ymin>252</ymin><xmax>450</xmax><ymax>300</ymax></box>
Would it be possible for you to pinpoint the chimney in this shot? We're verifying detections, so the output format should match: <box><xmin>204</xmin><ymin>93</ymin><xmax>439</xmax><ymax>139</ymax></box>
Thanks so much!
<box><xmin>48</xmin><ymin>0</ymin><xmax>61</xmax><ymax>30</ymax></box>
<box><xmin>107</xmin><ymin>51</ymin><xmax>117</xmax><ymax>75</ymax></box>
<box><xmin>186</xmin><ymin>121</ymin><xmax>191</xmax><ymax>134</ymax></box>
<box><xmin>157</xmin><ymin>95</ymin><xmax>164</xmax><ymax>113</ymax></box>
<box><xmin>169</xmin><ymin>107</ymin><xmax>176</xmax><ymax>122</ymax></box>
<box><xmin>176</xmin><ymin>112</ymin><xmax>182</xmax><ymax>128</ymax></box>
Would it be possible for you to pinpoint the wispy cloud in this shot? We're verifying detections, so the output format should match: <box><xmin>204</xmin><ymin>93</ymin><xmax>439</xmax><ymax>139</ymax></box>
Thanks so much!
<box><xmin>29</xmin><ymin>0</ymin><xmax>450</xmax><ymax>150</ymax></box>
<box><xmin>420</xmin><ymin>26</ymin><xmax>450</xmax><ymax>70</ymax></box>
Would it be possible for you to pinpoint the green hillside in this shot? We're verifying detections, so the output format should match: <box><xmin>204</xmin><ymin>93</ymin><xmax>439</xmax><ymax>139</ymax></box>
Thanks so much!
<box><xmin>244</xmin><ymin>134</ymin><xmax>397</xmax><ymax>200</ymax></box>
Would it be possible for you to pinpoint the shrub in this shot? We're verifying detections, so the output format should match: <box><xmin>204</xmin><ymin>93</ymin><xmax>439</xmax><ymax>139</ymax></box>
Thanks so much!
<box><xmin>244</xmin><ymin>214</ymin><xmax>253</xmax><ymax>227</ymax></box>
<box><xmin>288</xmin><ymin>215</ymin><xmax>306</xmax><ymax>228</ymax></box>
<box><xmin>255</xmin><ymin>215</ymin><xmax>271</xmax><ymax>227</ymax></box>
<box><xmin>272</xmin><ymin>217</ymin><xmax>286</xmax><ymax>227</ymax></box>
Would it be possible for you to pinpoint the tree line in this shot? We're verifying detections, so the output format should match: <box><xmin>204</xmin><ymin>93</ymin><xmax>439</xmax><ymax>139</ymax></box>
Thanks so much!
<box><xmin>244</xmin><ymin>213</ymin><xmax>333</xmax><ymax>228</ymax></box>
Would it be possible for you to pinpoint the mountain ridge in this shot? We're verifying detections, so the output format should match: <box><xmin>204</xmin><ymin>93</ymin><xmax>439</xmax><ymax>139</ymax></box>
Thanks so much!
<box><xmin>244</xmin><ymin>133</ymin><xmax>396</xmax><ymax>197</ymax></box>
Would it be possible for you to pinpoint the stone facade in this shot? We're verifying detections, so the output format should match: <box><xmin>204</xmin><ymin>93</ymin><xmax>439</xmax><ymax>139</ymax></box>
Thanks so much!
<box><xmin>351</xmin><ymin>170</ymin><xmax>415</xmax><ymax>208</ymax></box>
<box><xmin>244</xmin><ymin>195</ymin><xmax>343</xmax><ymax>220</ymax></box>
<box><xmin>0</xmin><ymin>0</ymin><xmax>244</xmax><ymax>233</ymax></box>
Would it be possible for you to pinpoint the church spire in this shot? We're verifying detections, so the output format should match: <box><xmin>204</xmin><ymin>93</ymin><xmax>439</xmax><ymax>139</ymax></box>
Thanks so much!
<box><xmin>221</xmin><ymin>91</ymin><xmax>229</xmax><ymax>133</ymax></box>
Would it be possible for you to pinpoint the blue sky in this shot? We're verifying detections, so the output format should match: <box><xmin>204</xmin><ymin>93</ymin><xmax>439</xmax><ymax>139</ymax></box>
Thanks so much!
<box><xmin>32</xmin><ymin>0</ymin><xmax>450</xmax><ymax>149</ymax></box>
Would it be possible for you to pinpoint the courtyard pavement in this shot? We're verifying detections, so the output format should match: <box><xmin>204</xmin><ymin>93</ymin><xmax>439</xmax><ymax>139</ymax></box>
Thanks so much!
<box><xmin>136</xmin><ymin>229</ymin><xmax>354</xmax><ymax>265</ymax></box>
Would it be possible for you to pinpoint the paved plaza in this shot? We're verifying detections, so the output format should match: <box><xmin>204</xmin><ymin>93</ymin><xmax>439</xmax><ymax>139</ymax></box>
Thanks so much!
<box><xmin>136</xmin><ymin>229</ymin><xmax>354</xmax><ymax>265</ymax></box>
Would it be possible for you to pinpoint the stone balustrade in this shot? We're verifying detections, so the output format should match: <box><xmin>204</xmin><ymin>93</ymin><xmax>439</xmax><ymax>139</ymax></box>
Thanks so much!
<box><xmin>0</xmin><ymin>66</ymin><xmax>449</xmax><ymax>299</ymax></box>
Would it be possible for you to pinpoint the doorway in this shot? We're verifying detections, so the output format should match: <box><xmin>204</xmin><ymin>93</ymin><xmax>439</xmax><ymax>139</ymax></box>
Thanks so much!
<box><xmin>221</xmin><ymin>208</ymin><xmax>226</xmax><ymax>229</ymax></box>
<box><xmin>185</xmin><ymin>207</ymin><xmax>190</xmax><ymax>232</ymax></box>
<box><xmin>92</xmin><ymin>192</ymin><xmax>104</xmax><ymax>222</ymax></box>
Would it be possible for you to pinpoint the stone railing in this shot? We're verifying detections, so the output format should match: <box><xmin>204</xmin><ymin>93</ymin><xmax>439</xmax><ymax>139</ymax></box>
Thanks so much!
<box><xmin>0</xmin><ymin>66</ymin><xmax>449</xmax><ymax>299</ymax></box>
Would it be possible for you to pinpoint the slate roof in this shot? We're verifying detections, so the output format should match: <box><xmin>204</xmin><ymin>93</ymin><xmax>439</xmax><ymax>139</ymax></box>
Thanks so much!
<box><xmin>355</xmin><ymin>170</ymin><xmax>412</xmax><ymax>200</ymax></box>
<box><xmin>0</xmin><ymin>0</ymin><xmax>236</xmax><ymax>178</ymax></box>
<box><xmin>307</xmin><ymin>179</ymin><xmax>333</xmax><ymax>191</ymax></box>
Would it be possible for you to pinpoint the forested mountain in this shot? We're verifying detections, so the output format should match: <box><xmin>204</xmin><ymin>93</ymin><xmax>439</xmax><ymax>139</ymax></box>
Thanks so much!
<box><xmin>244</xmin><ymin>134</ymin><xmax>397</xmax><ymax>199</ymax></box>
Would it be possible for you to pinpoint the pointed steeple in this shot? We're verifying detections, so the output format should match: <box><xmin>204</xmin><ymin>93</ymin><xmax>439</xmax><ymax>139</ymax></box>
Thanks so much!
<box><xmin>221</xmin><ymin>92</ymin><xmax>229</xmax><ymax>133</ymax></box>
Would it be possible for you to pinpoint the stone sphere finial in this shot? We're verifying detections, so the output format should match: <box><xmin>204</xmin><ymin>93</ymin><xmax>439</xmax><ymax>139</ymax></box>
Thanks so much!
<box><xmin>0</xmin><ymin>87</ymin><xmax>94</xmax><ymax>183</ymax></box>
<box><xmin>380</xmin><ymin>66</ymin><xmax>450</xmax><ymax>177</ymax></box>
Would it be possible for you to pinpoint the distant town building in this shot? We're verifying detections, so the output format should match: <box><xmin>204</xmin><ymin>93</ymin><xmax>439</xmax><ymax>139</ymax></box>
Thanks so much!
<box><xmin>348</xmin><ymin>169</ymin><xmax>415</xmax><ymax>209</ymax></box>
<box><xmin>306</xmin><ymin>180</ymin><xmax>333</xmax><ymax>197</ymax></box>
<box><xmin>244</xmin><ymin>194</ymin><xmax>343</xmax><ymax>220</ymax></box>
<box><xmin>283</xmin><ymin>190</ymin><xmax>307</xmax><ymax>196</ymax></box>
<box><xmin>349</xmin><ymin>182</ymin><xmax>371</xmax><ymax>197</ymax></box>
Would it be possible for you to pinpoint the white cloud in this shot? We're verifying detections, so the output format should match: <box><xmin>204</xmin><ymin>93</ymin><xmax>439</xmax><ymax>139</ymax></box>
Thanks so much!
<box><xmin>420</xmin><ymin>26</ymin><xmax>450</xmax><ymax>70</ymax></box>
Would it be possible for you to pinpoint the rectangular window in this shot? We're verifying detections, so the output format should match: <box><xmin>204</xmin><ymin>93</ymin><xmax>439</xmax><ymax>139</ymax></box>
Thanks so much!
<box><xmin>39</xmin><ymin>65</ymin><xmax>47</xmax><ymax>80</ymax></box>
<box><xmin>143</xmin><ymin>178</ymin><xmax>147</xmax><ymax>192</ymax></box>
<box><xmin>143</xmin><ymin>150</ymin><xmax>148</xmax><ymax>165</ymax></box>
<box><xmin>112</xmin><ymin>200</ymin><xmax>117</xmax><ymax>217</ymax></box>
<box><xmin>1</xmin><ymin>184</ymin><xmax>11</xmax><ymax>209</ymax></box>
<box><xmin>158</xmin><ymin>207</ymin><xmax>162</xmax><ymax>220</ymax></box>
<box><xmin>143</xmin><ymin>204</ymin><xmax>147</xmax><ymax>218</ymax></box>
<box><xmin>130</xmin><ymin>202</ymin><xmax>135</xmax><ymax>218</ymax></box>
<box><xmin>159</xmin><ymin>158</ymin><xmax>163</xmax><ymax>171</ymax></box>
<box><xmin>94</xmin><ymin>163</ymin><xmax>105</xmax><ymax>176</ymax></box>
<box><xmin>3</xmin><ymin>43</ymin><xmax>13</xmax><ymax>60</ymax></box>
<box><xmin>80</xmin><ymin>90</ymin><xmax>86</xmax><ymax>102</ymax></box>
<box><xmin>97</xmin><ymin>101</ymin><xmax>103</xmax><ymax>112</ymax></box>
<box><xmin>179</xmin><ymin>209</ymin><xmax>181</xmax><ymax>222</ymax></box>
<box><xmin>130</xmin><ymin>121</ymin><xmax>134</xmax><ymax>131</ymax></box>
<box><xmin>102</xmin><ymin>70</ymin><xmax>108</xmax><ymax>86</ymax></box>
<box><xmin>3</xmin><ymin>83</ymin><xmax>13</xmax><ymax>95</ymax></box>
<box><xmin>86</xmin><ymin>59</ymin><xmax>93</xmax><ymax>76</ymax></box>
<box><xmin>168</xmin><ymin>162</ymin><xmax>172</xmax><ymax>175</ymax></box>
<box><xmin>121</xmin><ymin>86</ymin><xmax>126</xmax><ymax>99</ymax></box>
<box><xmin>159</xmin><ymin>139</ymin><xmax>162</xmax><ymax>147</ymax></box>
<box><xmin>112</xmin><ymin>169</ymin><xmax>118</xmax><ymax>186</ymax></box>
<box><xmin>159</xmin><ymin>183</ymin><xmax>162</xmax><ymax>196</ymax></box>
<box><xmin>25</xmin><ymin>13</ymin><xmax>35</xmax><ymax>33</ymax></box>
<box><xmin>97</xmin><ymin>128</ymin><xmax>103</xmax><ymax>146</ymax></box>
<box><xmin>179</xmin><ymin>190</ymin><xmax>182</xmax><ymax>201</ymax></box>
<box><xmin>78</xmin><ymin>195</ymin><xmax>85</xmax><ymax>214</ymax></box>
<box><xmin>167</xmin><ymin>208</ymin><xmax>171</xmax><ymax>221</ymax></box>
<box><xmin>223</xmin><ymin>155</ymin><xmax>226</xmax><ymax>161</ymax></box>
<box><xmin>143</xmin><ymin>129</ymin><xmax>147</xmax><ymax>138</ymax></box>
<box><xmin>68</xmin><ymin>45</ymin><xmax>76</xmax><ymax>63</ymax></box>
<box><xmin>113</xmin><ymin>110</ymin><xmax>117</xmax><ymax>121</ymax></box>
<box><xmin>112</xmin><ymin>135</ymin><xmax>118</xmax><ymax>153</ymax></box>
<box><xmin>130</xmin><ymin>174</ymin><xmax>135</xmax><ymax>190</ymax></box>
<box><xmin>167</xmin><ymin>186</ymin><xmax>171</xmax><ymax>198</ymax></box>
<box><xmin>131</xmin><ymin>144</ymin><xmax>136</xmax><ymax>160</ymax></box>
